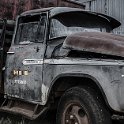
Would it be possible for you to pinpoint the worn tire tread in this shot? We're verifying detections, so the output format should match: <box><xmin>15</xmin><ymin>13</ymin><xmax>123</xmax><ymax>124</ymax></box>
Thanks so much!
<box><xmin>56</xmin><ymin>86</ymin><xmax>112</xmax><ymax>124</ymax></box>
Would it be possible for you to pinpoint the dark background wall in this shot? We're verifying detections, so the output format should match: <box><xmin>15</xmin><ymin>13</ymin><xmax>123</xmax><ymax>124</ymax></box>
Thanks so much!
<box><xmin>0</xmin><ymin>0</ymin><xmax>85</xmax><ymax>20</ymax></box>
<box><xmin>0</xmin><ymin>0</ymin><xmax>123</xmax><ymax>35</ymax></box>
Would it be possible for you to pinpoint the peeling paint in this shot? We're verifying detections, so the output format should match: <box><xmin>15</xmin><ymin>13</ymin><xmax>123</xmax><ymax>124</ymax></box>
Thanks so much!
<box><xmin>42</xmin><ymin>84</ymin><xmax>49</xmax><ymax>105</ymax></box>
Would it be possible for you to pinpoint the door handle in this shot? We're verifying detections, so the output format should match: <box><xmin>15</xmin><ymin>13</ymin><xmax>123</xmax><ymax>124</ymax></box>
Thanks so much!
<box><xmin>7</xmin><ymin>51</ymin><xmax>15</xmax><ymax>54</ymax></box>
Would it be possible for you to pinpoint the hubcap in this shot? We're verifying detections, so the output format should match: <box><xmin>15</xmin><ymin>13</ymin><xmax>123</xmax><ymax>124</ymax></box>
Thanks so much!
<box><xmin>63</xmin><ymin>103</ymin><xmax>89</xmax><ymax>124</ymax></box>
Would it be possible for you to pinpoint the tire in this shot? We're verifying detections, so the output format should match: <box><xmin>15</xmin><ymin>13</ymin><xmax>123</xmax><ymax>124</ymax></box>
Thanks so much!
<box><xmin>56</xmin><ymin>86</ymin><xmax>112</xmax><ymax>124</ymax></box>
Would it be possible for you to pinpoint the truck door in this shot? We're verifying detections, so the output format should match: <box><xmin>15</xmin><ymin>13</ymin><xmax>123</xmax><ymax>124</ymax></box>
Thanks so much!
<box><xmin>5</xmin><ymin>13</ymin><xmax>47</xmax><ymax>102</ymax></box>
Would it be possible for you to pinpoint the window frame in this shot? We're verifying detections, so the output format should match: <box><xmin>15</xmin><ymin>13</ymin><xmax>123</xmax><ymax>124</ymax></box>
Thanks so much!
<box><xmin>14</xmin><ymin>13</ymin><xmax>47</xmax><ymax>45</ymax></box>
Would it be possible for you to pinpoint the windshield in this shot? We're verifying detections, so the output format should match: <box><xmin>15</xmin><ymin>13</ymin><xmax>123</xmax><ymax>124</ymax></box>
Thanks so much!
<box><xmin>50</xmin><ymin>12</ymin><xmax>112</xmax><ymax>39</ymax></box>
<box><xmin>16</xmin><ymin>22</ymin><xmax>38</xmax><ymax>44</ymax></box>
<box><xmin>15</xmin><ymin>14</ymin><xmax>46</xmax><ymax>44</ymax></box>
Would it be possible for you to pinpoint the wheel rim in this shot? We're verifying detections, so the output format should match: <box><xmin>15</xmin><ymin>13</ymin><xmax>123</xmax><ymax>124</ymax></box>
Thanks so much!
<box><xmin>63</xmin><ymin>103</ymin><xmax>90</xmax><ymax>124</ymax></box>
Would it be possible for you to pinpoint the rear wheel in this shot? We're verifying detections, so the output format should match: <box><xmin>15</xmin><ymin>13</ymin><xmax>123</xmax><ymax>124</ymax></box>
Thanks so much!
<box><xmin>56</xmin><ymin>86</ymin><xmax>112</xmax><ymax>124</ymax></box>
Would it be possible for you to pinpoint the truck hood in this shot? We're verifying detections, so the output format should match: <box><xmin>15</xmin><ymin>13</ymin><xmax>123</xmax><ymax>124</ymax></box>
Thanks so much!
<box><xmin>63</xmin><ymin>32</ymin><xmax>124</xmax><ymax>57</ymax></box>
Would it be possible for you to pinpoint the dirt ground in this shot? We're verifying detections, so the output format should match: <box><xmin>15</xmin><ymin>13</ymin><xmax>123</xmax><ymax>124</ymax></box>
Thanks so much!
<box><xmin>0</xmin><ymin>110</ymin><xmax>56</xmax><ymax>124</ymax></box>
<box><xmin>0</xmin><ymin>111</ymin><xmax>123</xmax><ymax>124</ymax></box>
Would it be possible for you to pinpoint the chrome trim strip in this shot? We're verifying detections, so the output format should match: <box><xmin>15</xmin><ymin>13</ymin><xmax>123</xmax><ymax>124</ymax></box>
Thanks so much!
<box><xmin>23</xmin><ymin>59</ymin><xmax>43</xmax><ymax>65</ymax></box>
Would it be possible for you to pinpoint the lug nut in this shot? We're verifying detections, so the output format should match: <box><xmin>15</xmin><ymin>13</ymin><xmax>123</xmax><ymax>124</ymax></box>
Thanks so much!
<box><xmin>70</xmin><ymin>115</ymin><xmax>74</xmax><ymax>119</ymax></box>
<box><xmin>66</xmin><ymin>120</ymin><xmax>69</xmax><ymax>123</ymax></box>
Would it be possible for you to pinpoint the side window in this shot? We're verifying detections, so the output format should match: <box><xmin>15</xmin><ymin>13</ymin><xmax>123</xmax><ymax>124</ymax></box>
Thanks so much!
<box><xmin>15</xmin><ymin>14</ymin><xmax>47</xmax><ymax>44</ymax></box>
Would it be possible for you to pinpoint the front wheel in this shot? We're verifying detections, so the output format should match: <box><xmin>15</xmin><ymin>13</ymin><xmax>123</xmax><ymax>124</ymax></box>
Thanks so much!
<box><xmin>56</xmin><ymin>86</ymin><xmax>112</xmax><ymax>124</ymax></box>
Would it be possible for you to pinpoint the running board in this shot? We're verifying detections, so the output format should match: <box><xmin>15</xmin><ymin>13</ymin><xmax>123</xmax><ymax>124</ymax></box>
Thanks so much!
<box><xmin>0</xmin><ymin>99</ymin><xmax>49</xmax><ymax>120</ymax></box>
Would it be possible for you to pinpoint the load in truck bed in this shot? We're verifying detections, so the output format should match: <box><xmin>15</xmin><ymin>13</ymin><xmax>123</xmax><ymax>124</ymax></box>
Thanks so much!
<box><xmin>63</xmin><ymin>32</ymin><xmax>124</xmax><ymax>58</ymax></box>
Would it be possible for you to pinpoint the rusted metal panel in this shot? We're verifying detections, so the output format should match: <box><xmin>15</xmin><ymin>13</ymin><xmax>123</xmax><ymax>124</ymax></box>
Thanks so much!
<box><xmin>61</xmin><ymin>0</ymin><xmax>85</xmax><ymax>7</ymax></box>
<box><xmin>66</xmin><ymin>0</ymin><xmax>94</xmax><ymax>4</ymax></box>
<box><xmin>106</xmin><ymin>0</ymin><xmax>124</xmax><ymax>35</ymax></box>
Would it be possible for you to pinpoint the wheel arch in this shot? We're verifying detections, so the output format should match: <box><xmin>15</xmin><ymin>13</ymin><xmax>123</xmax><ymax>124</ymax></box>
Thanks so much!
<box><xmin>47</xmin><ymin>73</ymin><xmax>112</xmax><ymax>111</ymax></box>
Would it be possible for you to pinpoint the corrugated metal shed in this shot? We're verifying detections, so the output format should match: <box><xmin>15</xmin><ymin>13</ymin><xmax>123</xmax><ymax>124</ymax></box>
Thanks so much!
<box><xmin>85</xmin><ymin>0</ymin><xmax>124</xmax><ymax>35</ymax></box>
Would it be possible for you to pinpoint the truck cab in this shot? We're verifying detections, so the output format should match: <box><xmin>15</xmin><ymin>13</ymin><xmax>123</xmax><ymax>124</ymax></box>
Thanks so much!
<box><xmin>1</xmin><ymin>7</ymin><xmax>124</xmax><ymax>124</ymax></box>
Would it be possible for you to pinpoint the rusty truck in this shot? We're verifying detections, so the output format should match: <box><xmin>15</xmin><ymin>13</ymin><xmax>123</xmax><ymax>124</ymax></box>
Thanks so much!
<box><xmin>0</xmin><ymin>7</ymin><xmax>124</xmax><ymax>124</ymax></box>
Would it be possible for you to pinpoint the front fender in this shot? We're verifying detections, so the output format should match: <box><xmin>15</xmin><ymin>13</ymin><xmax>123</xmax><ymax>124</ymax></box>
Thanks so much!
<box><xmin>43</xmin><ymin>58</ymin><xmax>122</xmax><ymax>112</ymax></box>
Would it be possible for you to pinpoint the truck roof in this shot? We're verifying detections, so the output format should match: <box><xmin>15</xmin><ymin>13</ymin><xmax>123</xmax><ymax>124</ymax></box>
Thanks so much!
<box><xmin>20</xmin><ymin>7</ymin><xmax>121</xmax><ymax>29</ymax></box>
